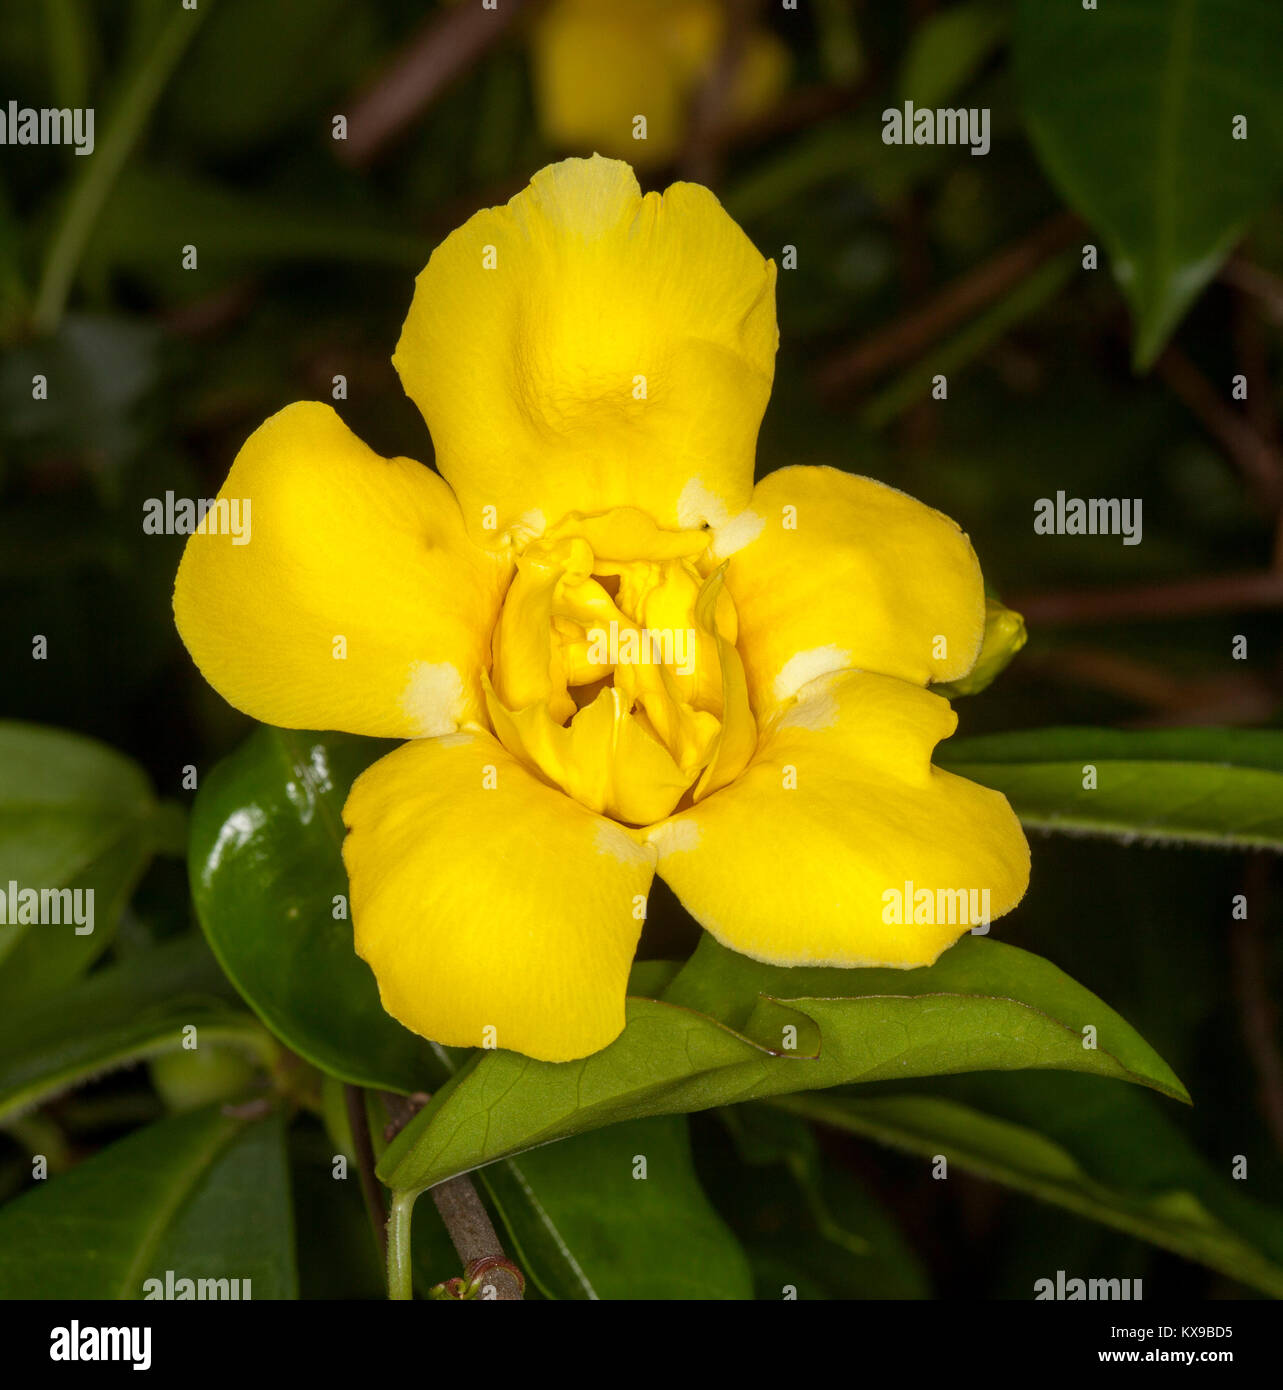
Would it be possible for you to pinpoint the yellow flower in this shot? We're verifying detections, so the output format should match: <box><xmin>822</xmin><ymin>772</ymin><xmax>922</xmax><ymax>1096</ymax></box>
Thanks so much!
<box><xmin>530</xmin><ymin>0</ymin><xmax>790</xmax><ymax>166</ymax></box>
<box><xmin>174</xmin><ymin>156</ymin><xmax>1029</xmax><ymax>1064</ymax></box>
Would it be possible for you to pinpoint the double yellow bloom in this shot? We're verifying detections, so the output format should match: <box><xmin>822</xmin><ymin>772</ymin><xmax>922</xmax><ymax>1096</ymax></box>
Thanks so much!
<box><xmin>174</xmin><ymin>156</ymin><xmax>1029</xmax><ymax>1063</ymax></box>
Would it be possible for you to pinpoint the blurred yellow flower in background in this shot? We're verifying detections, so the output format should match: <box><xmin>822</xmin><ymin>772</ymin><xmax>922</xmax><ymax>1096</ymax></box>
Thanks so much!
<box><xmin>530</xmin><ymin>0</ymin><xmax>791</xmax><ymax>165</ymax></box>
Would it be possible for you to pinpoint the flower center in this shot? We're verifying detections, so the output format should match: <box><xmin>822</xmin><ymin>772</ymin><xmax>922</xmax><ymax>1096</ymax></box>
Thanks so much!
<box><xmin>484</xmin><ymin>507</ymin><xmax>757</xmax><ymax>825</ymax></box>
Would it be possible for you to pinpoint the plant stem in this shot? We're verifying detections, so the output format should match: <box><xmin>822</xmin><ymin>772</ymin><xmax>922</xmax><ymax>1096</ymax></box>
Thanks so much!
<box><xmin>681</xmin><ymin>0</ymin><xmax>760</xmax><ymax>185</ymax></box>
<box><xmin>1222</xmin><ymin>255</ymin><xmax>1283</xmax><ymax>324</ymax></box>
<box><xmin>32</xmin><ymin>2</ymin><xmax>209</xmax><ymax>335</ymax></box>
<box><xmin>386</xmin><ymin>1190</ymin><xmax>416</xmax><ymax>1302</ymax></box>
<box><xmin>1231</xmin><ymin>856</ymin><xmax>1283</xmax><ymax>1159</ymax></box>
<box><xmin>338</xmin><ymin>0</ymin><xmax>539</xmax><ymax>167</ymax></box>
<box><xmin>1156</xmin><ymin>345</ymin><xmax>1282</xmax><ymax>513</ymax></box>
<box><xmin>820</xmin><ymin>213</ymin><xmax>1082</xmax><ymax>395</ymax></box>
<box><xmin>378</xmin><ymin>1091</ymin><xmax>524</xmax><ymax>1300</ymax></box>
<box><xmin>343</xmin><ymin>1085</ymin><xmax>388</xmax><ymax>1261</ymax></box>
<box><xmin>429</xmin><ymin>1176</ymin><xmax>524</xmax><ymax>1300</ymax></box>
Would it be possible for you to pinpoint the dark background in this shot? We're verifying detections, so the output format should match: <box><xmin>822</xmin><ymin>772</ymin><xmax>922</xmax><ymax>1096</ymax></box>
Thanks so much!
<box><xmin>2</xmin><ymin>0</ymin><xmax>1281</xmax><ymax>1299</ymax></box>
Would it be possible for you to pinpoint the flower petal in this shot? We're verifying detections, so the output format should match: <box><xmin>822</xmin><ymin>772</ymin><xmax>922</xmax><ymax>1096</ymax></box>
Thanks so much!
<box><xmin>394</xmin><ymin>155</ymin><xmax>778</xmax><ymax>543</ymax></box>
<box><xmin>342</xmin><ymin>732</ymin><xmax>655</xmax><ymax>1062</ymax></box>
<box><xmin>713</xmin><ymin>465</ymin><xmax>987</xmax><ymax>717</ymax></box>
<box><xmin>643</xmin><ymin>669</ymin><xmax>1029</xmax><ymax>969</ymax></box>
<box><xmin>173</xmin><ymin>402</ymin><xmax>510</xmax><ymax>739</ymax></box>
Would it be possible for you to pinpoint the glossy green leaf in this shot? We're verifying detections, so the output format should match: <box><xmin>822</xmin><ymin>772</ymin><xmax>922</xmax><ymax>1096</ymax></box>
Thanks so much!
<box><xmin>773</xmin><ymin>1069</ymin><xmax>1283</xmax><ymax>1298</ymax></box>
<box><xmin>0</xmin><ymin>1106</ymin><xmax>297</xmax><ymax>1299</ymax></box>
<box><xmin>0</xmin><ymin>932</ymin><xmax>271</xmax><ymax>1123</ymax></box>
<box><xmin>939</xmin><ymin>726</ymin><xmax>1283</xmax><ymax>850</ymax></box>
<box><xmin>188</xmin><ymin>725</ymin><xmax>447</xmax><ymax>1094</ymax></box>
<box><xmin>0</xmin><ymin>721</ymin><xmax>174</xmax><ymax>1001</ymax></box>
<box><xmin>380</xmin><ymin>934</ymin><xmax>1185</xmax><ymax>1195</ymax></box>
<box><xmin>1015</xmin><ymin>0</ymin><xmax>1283</xmax><ymax>365</ymax></box>
<box><xmin>483</xmin><ymin>1116</ymin><xmax>753</xmax><ymax>1300</ymax></box>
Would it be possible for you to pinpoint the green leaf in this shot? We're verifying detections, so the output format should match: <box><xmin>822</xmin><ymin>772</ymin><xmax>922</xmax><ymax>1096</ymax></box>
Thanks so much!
<box><xmin>0</xmin><ymin>933</ymin><xmax>272</xmax><ymax>1124</ymax></box>
<box><xmin>720</xmin><ymin>1105</ymin><xmax>873</xmax><ymax>1257</ymax></box>
<box><xmin>188</xmin><ymin>725</ymin><xmax>447</xmax><ymax>1094</ymax></box>
<box><xmin>938</xmin><ymin>726</ymin><xmax>1283</xmax><ymax>850</ymax></box>
<box><xmin>772</xmin><ymin>1070</ymin><xmax>1283</xmax><ymax>1298</ymax></box>
<box><xmin>482</xmin><ymin>1116</ymin><xmax>753</xmax><ymax>1300</ymax></box>
<box><xmin>900</xmin><ymin>0</ymin><xmax>1007</xmax><ymax>109</ymax></box>
<box><xmin>379</xmin><ymin>934</ymin><xmax>1185</xmax><ymax>1195</ymax></box>
<box><xmin>164</xmin><ymin>0</ymin><xmax>376</xmax><ymax>153</ymax></box>
<box><xmin>32</xmin><ymin>0</ymin><xmax>210</xmax><ymax>332</ymax></box>
<box><xmin>85</xmin><ymin>166</ymin><xmax>424</xmax><ymax>299</ymax></box>
<box><xmin>362</xmin><ymin>1010</ymin><xmax>752</xmax><ymax>1300</ymax></box>
<box><xmin>0</xmin><ymin>315</ymin><xmax>165</xmax><ymax>467</ymax></box>
<box><xmin>716</xmin><ymin>1106</ymin><xmax>928</xmax><ymax>1299</ymax></box>
<box><xmin>0</xmin><ymin>1105</ymin><xmax>297</xmax><ymax>1299</ymax></box>
<box><xmin>42</xmin><ymin>0</ymin><xmax>93</xmax><ymax>112</ymax></box>
<box><xmin>0</xmin><ymin>722</ymin><xmax>170</xmax><ymax>1001</ymax></box>
<box><xmin>291</xmin><ymin>1118</ymin><xmax>393</xmax><ymax>1299</ymax></box>
<box><xmin>1014</xmin><ymin>0</ymin><xmax>1283</xmax><ymax>366</ymax></box>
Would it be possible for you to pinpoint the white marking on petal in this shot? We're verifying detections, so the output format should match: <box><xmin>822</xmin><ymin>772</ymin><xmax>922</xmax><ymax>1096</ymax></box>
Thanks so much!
<box><xmin>594</xmin><ymin>819</ymin><xmax>653</xmax><ymax>865</ymax></box>
<box><xmin>773</xmin><ymin>646</ymin><xmax>849</xmax><ymax>708</ymax></box>
<box><xmin>710</xmin><ymin>508</ymin><xmax>764</xmax><ymax>559</ymax></box>
<box><xmin>400</xmin><ymin>662</ymin><xmax>466</xmax><ymax>737</ymax></box>
<box><xmin>434</xmin><ymin>732</ymin><xmax>474</xmax><ymax>750</ymax></box>
<box><xmin>677</xmin><ymin>478</ymin><xmax>730</xmax><ymax>530</ymax></box>
<box><xmin>646</xmin><ymin>817</ymin><xmax>701</xmax><ymax>856</ymax></box>
<box><xmin>778</xmin><ymin>689</ymin><xmax>840</xmax><ymax>732</ymax></box>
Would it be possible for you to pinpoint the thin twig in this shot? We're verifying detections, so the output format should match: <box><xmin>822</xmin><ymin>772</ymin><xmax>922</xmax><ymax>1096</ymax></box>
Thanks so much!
<box><xmin>681</xmin><ymin>0</ymin><xmax>758</xmax><ymax>185</ymax></box>
<box><xmin>713</xmin><ymin>75</ymin><xmax>875</xmax><ymax>150</ymax></box>
<box><xmin>429</xmin><ymin>1178</ymin><xmax>524</xmax><ymax>1300</ymax></box>
<box><xmin>379</xmin><ymin>1091</ymin><xmax>524</xmax><ymax>1301</ymax></box>
<box><xmin>1221</xmin><ymin>254</ymin><xmax>1283</xmax><ymax>325</ymax></box>
<box><xmin>1015</xmin><ymin>647</ymin><xmax>1189</xmax><ymax>709</ymax></box>
<box><xmin>161</xmin><ymin>281</ymin><xmax>255</xmax><ymax>338</ymax></box>
<box><xmin>1008</xmin><ymin>570</ymin><xmax>1283</xmax><ymax>626</ymax></box>
<box><xmin>338</xmin><ymin>0</ymin><xmax>539</xmax><ymax>167</ymax></box>
<box><xmin>344</xmin><ymin>1084</ymin><xmax>388</xmax><ymax>1260</ymax></box>
<box><xmin>1232</xmin><ymin>282</ymin><xmax>1281</xmax><ymax>450</ymax></box>
<box><xmin>1156</xmin><ymin>345</ymin><xmax>1283</xmax><ymax>514</ymax></box>
<box><xmin>1228</xmin><ymin>270</ymin><xmax>1283</xmax><ymax>568</ymax></box>
<box><xmin>1015</xmin><ymin>648</ymin><xmax>1276</xmax><ymax>726</ymax></box>
<box><xmin>1231</xmin><ymin>857</ymin><xmax>1283</xmax><ymax>1159</ymax></box>
<box><xmin>380</xmin><ymin>1090</ymin><xmax>430</xmax><ymax>1139</ymax></box>
<box><xmin>819</xmin><ymin>212</ymin><xmax>1083</xmax><ymax>395</ymax></box>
